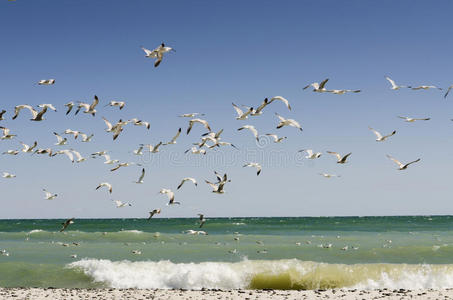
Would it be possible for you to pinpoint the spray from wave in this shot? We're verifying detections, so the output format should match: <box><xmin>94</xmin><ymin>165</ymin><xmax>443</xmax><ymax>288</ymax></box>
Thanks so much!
<box><xmin>68</xmin><ymin>259</ymin><xmax>453</xmax><ymax>290</ymax></box>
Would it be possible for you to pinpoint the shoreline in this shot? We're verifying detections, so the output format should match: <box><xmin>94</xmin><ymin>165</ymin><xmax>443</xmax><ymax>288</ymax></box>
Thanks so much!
<box><xmin>1</xmin><ymin>288</ymin><xmax>453</xmax><ymax>299</ymax></box>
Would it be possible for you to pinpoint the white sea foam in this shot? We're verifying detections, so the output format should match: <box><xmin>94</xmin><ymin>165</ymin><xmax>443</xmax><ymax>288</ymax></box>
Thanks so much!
<box><xmin>119</xmin><ymin>230</ymin><xmax>144</xmax><ymax>234</ymax></box>
<box><xmin>28</xmin><ymin>229</ymin><xmax>44</xmax><ymax>234</ymax></box>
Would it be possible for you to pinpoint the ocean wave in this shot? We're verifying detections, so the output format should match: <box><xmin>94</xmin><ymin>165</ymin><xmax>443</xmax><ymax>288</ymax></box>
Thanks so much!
<box><xmin>68</xmin><ymin>259</ymin><xmax>453</xmax><ymax>290</ymax></box>
<box><xmin>28</xmin><ymin>229</ymin><xmax>44</xmax><ymax>234</ymax></box>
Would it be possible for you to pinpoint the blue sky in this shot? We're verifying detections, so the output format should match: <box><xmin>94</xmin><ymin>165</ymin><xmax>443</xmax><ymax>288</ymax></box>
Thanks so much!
<box><xmin>1</xmin><ymin>0</ymin><xmax>453</xmax><ymax>218</ymax></box>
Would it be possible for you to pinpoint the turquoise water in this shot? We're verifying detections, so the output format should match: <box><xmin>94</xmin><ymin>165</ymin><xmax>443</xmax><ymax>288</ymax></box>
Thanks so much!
<box><xmin>1</xmin><ymin>216</ymin><xmax>453</xmax><ymax>289</ymax></box>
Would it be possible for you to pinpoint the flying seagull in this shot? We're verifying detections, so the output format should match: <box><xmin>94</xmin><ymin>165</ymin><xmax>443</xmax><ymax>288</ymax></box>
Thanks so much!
<box><xmin>269</xmin><ymin>96</ymin><xmax>291</xmax><ymax>111</ymax></box>
<box><xmin>444</xmin><ymin>85</ymin><xmax>453</xmax><ymax>99</ymax></box>
<box><xmin>105</xmin><ymin>101</ymin><xmax>125</xmax><ymax>110</ymax></box>
<box><xmin>198</xmin><ymin>214</ymin><xmax>206</xmax><ymax>228</ymax></box>
<box><xmin>160</xmin><ymin>188</ymin><xmax>180</xmax><ymax>205</ymax></box>
<box><xmin>115</xmin><ymin>200</ymin><xmax>132</xmax><ymax>208</ymax></box>
<box><xmin>75</xmin><ymin>95</ymin><xmax>99</xmax><ymax>116</ymax></box>
<box><xmin>265</xmin><ymin>134</ymin><xmax>287</xmax><ymax>143</ymax></box>
<box><xmin>232</xmin><ymin>103</ymin><xmax>253</xmax><ymax>120</ymax></box>
<box><xmin>237</xmin><ymin>125</ymin><xmax>259</xmax><ymax>141</ymax></box>
<box><xmin>43</xmin><ymin>189</ymin><xmax>58</xmax><ymax>200</ymax></box>
<box><xmin>368</xmin><ymin>127</ymin><xmax>396</xmax><ymax>142</ymax></box>
<box><xmin>303</xmin><ymin>78</ymin><xmax>329</xmax><ymax>92</ymax></box>
<box><xmin>141</xmin><ymin>43</ymin><xmax>175</xmax><ymax>67</ymax></box>
<box><xmin>53</xmin><ymin>132</ymin><xmax>67</xmax><ymax>145</ymax></box>
<box><xmin>397</xmin><ymin>116</ymin><xmax>430</xmax><ymax>122</ymax></box>
<box><xmin>20</xmin><ymin>141</ymin><xmax>37</xmax><ymax>153</ymax></box>
<box><xmin>275</xmin><ymin>113</ymin><xmax>303</xmax><ymax>131</ymax></box>
<box><xmin>386</xmin><ymin>154</ymin><xmax>421</xmax><ymax>170</ymax></box>
<box><xmin>135</xmin><ymin>168</ymin><xmax>145</xmax><ymax>184</ymax></box>
<box><xmin>38</xmin><ymin>79</ymin><xmax>55</xmax><ymax>85</ymax></box>
<box><xmin>148</xmin><ymin>209</ymin><xmax>161</xmax><ymax>219</ymax></box>
<box><xmin>177</xmin><ymin>177</ymin><xmax>197</xmax><ymax>189</ymax></box>
<box><xmin>243</xmin><ymin>162</ymin><xmax>262</xmax><ymax>175</ymax></box>
<box><xmin>319</xmin><ymin>173</ymin><xmax>341</xmax><ymax>178</ymax></box>
<box><xmin>64</xmin><ymin>102</ymin><xmax>74</xmax><ymax>115</ymax></box>
<box><xmin>96</xmin><ymin>182</ymin><xmax>113</xmax><ymax>194</ymax></box>
<box><xmin>0</xmin><ymin>127</ymin><xmax>16</xmax><ymax>139</ymax></box>
<box><xmin>187</xmin><ymin>118</ymin><xmax>211</xmax><ymax>134</ymax></box>
<box><xmin>299</xmin><ymin>149</ymin><xmax>322</xmax><ymax>159</ymax></box>
<box><xmin>164</xmin><ymin>128</ymin><xmax>182</xmax><ymax>145</ymax></box>
<box><xmin>60</xmin><ymin>218</ymin><xmax>74</xmax><ymax>232</ymax></box>
<box><xmin>179</xmin><ymin>113</ymin><xmax>205</xmax><ymax>118</ymax></box>
<box><xmin>327</xmin><ymin>151</ymin><xmax>352</xmax><ymax>164</ymax></box>
<box><xmin>2</xmin><ymin>172</ymin><xmax>16</xmax><ymax>178</ymax></box>
<box><xmin>385</xmin><ymin>76</ymin><xmax>408</xmax><ymax>90</ymax></box>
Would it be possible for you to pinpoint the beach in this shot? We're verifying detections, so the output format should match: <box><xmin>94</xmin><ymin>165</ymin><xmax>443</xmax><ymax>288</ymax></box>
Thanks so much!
<box><xmin>1</xmin><ymin>288</ymin><xmax>453</xmax><ymax>299</ymax></box>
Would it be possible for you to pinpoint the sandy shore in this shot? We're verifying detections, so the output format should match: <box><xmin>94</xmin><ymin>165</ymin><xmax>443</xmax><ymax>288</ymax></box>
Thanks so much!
<box><xmin>1</xmin><ymin>288</ymin><xmax>453</xmax><ymax>299</ymax></box>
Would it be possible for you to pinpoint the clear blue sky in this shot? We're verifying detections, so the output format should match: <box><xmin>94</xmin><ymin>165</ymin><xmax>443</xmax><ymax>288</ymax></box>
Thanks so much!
<box><xmin>1</xmin><ymin>0</ymin><xmax>453</xmax><ymax>219</ymax></box>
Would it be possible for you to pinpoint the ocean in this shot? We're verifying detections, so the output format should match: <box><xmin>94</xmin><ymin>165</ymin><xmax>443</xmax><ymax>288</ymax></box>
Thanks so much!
<box><xmin>1</xmin><ymin>216</ymin><xmax>453</xmax><ymax>290</ymax></box>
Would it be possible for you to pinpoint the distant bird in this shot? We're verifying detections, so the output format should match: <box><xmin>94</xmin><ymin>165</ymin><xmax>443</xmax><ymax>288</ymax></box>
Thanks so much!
<box><xmin>135</xmin><ymin>168</ymin><xmax>145</xmax><ymax>184</ymax></box>
<box><xmin>205</xmin><ymin>173</ymin><xmax>229</xmax><ymax>194</ymax></box>
<box><xmin>114</xmin><ymin>200</ymin><xmax>132</xmax><ymax>208</ymax></box>
<box><xmin>299</xmin><ymin>149</ymin><xmax>322</xmax><ymax>159</ymax></box>
<box><xmin>0</xmin><ymin>127</ymin><xmax>16</xmax><ymax>139</ymax></box>
<box><xmin>37</xmin><ymin>103</ymin><xmax>57</xmax><ymax>112</ymax></box>
<box><xmin>148</xmin><ymin>209</ymin><xmax>161</xmax><ymax>219</ymax></box>
<box><xmin>275</xmin><ymin>113</ymin><xmax>303</xmax><ymax>131</ymax></box>
<box><xmin>319</xmin><ymin>173</ymin><xmax>341</xmax><ymax>178</ymax></box>
<box><xmin>327</xmin><ymin>89</ymin><xmax>361</xmax><ymax>94</ymax></box>
<box><xmin>128</xmin><ymin>118</ymin><xmax>151</xmax><ymax>130</ymax></box>
<box><xmin>96</xmin><ymin>182</ymin><xmax>112</xmax><ymax>194</ymax></box>
<box><xmin>184</xmin><ymin>147</ymin><xmax>206</xmax><ymax>155</ymax></box>
<box><xmin>64</xmin><ymin>129</ymin><xmax>80</xmax><ymax>139</ymax></box>
<box><xmin>2</xmin><ymin>172</ymin><xmax>16</xmax><ymax>178</ymax></box>
<box><xmin>3</xmin><ymin>150</ymin><xmax>19</xmax><ymax>155</ymax></box>
<box><xmin>110</xmin><ymin>162</ymin><xmax>133</xmax><ymax>172</ymax></box>
<box><xmin>232</xmin><ymin>103</ymin><xmax>253</xmax><ymax>120</ymax></box>
<box><xmin>71</xmin><ymin>150</ymin><xmax>86</xmax><ymax>163</ymax></box>
<box><xmin>30</xmin><ymin>106</ymin><xmax>48</xmax><ymax>121</ymax></box>
<box><xmin>243</xmin><ymin>162</ymin><xmax>262</xmax><ymax>175</ymax></box>
<box><xmin>444</xmin><ymin>85</ymin><xmax>453</xmax><ymax>99</ymax></box>
<box><xmin>265</xmin><ymin>134</ymin><xmax>287</xmax><ymax>143</ymax></box>
<box><xmin>198</xmin><ymin>214</ymin><xmax>206</xmax><ymax>228</ymax></box>
<box><xmin>60</xmin><ymin>218</ymin><xmax>74</xmax><ymax>232</ymax></box>
<box><xmin>303</xmin><ymin>78</ymin><xmax>329</xmax><ymax>92</ymax></box>
<box><xmin>92</xmin><ymin>151</ymin><xmax>108</xmax><ymax>157</ymax></box>
<box><xmin>43</xmin><ymin>189</ymin><xmax>57</xmax><ymax>200</ymax></box>
<box><xmin>410</xmin><ymin>85</ymin><xmax>442</xmax><ymax>90</ymax></box>
<box><xmin>385</xmin><ymin>76</ymin><xmax>408</xmax><ymax>90</ymax></box>
<box><xmin>38</xmin><ymin>79</ymin><xmax>55</xmax><ymax>85</ymax></box>
<box><xmin>53</xmin><ymin>132</ymin><xmax>67</xmax><ymax>145</ymax></box>
<box><xmin>0</xmin><ymin>110</ymin><xmax>6</xmax><ymax>120</ymax></box>
<box><xmin>102</xmin><ymin>154</ymin><xmax>119</xmax><ymax>165</ymax></box>
<box><xmin>75</xmin><ymin>95</ymin><xmax>99</xmax><ymax>116</ymax></box>
<box><xmin>398</xmin><ymin>116</ymin><xmax>430</xmax><ymax>122</ymax></box>
<box><xmin>327</xmin><ymin>151</ymin><xmax>352</xmax><ymax>164</ymax></box>
<box><xmin>386</xmin><ymin>154</ymin><xmax>421</xmax><ymax>170</ymax></box>
<box><xmin>237</xmin><ymin>125</ymin><xmax>259</xmax><ymax>141</ymax></box>
<box><xmin>269</xmin><ymin>96</ymin><xmax>291</xmax><ymax>111</ymax></box>
<box><xmin>179</xmin><ymin>113</ymin><xmax>205</xmax><ymax>118</ymax></box>
<box><xmin>64</xmin><ymin>102</ymin><xmax>74</xmax><ymax>115</ymax></box>
<box><xmin>132</xmin><ymin>146</ymin><xmax>144</xmax><ymax>155</ymax></box>
<box><xmin>142</xmin><ymin>142</ymin><xmax>163</xmax><ymax>153</ymax></box>
<box><xmin>105</xmin><ymin>101</ymin><xmax>125</xmax><ymax>110</ymax></box>
<box><xmin>53</xmin><ymin>150</ymin><xmax>74</xmax><ymax>163</ymax></box>
<box><xmin>164</xmin><ymin>128</ymin><xmax>182</xmax><ymax>145</ymax></box>
<box><xmin>187</xmin><ymin>118</ymin><xmax>211</xmax><ymax>134</ymax></box>
<box><xmin>80</xmin><ymin>133</ymin><xmax>94</xmax><ymax>142</ymax></box>
<box><xmin>177</xmin><ymin>177</ymin><xmax>197</xmax><ymax>189</ymax></box>
<box><xmin>249</xmin><ymin>98</ymin><xmax>270</xmax><ymax>116</ymax></box>
<box><xmin>12</xmin><ymin>105</ymin><xmax>36</xmax><ymax>120</ymax></box>
<box><xmin>20</xmin><ymin>141</ymin><xmax>37</xmax><ymax>153</ymax></box>
<box><xmin>141</xmin><ymin>43</ymin><xmax>175</xmax><ymax>67</ymax></box>
<box><xmin>368</xmin><ymin>127</ymin><xmax>396</xmax><ymax>142</ymax></box>
<box><xmin>34</xmin><ymin>148</ymin><xmax>53</xmax><ymax>156</ymax></box>
<box><xmin>160</xmin><ymin>188</ymin><xmax>180</xmax><ymax>205</ymax></box>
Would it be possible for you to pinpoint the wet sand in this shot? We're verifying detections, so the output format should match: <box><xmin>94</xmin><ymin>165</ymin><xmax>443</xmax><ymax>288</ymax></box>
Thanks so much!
<box><xmin>1</xmin><ymin>288</ymin><xmax>453</xmax><ymax>299</ymax></box>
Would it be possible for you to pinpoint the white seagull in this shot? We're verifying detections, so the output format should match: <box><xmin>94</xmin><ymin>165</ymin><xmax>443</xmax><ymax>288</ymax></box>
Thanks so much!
<box><xmin>385</xmin><ymin>76</ymin><xmax>408</xmax><ymax>90</ymax></box>
<box><xmin>43</xmin><ymin>189</ymin><xmax>57</xmax><ymax>200</ymax></box>
<box><xmin>0</xmin><ymin>127</ymin><xmax>16</xmax><ymax>140</ymax></box>
<box><xmin>148</xmin><ymin>209</ymin><xmax>161</xmax><ymax>219</ymax></box>
<box><xmin>75</xmin><ymin>95</ymin><xmax>99</xmax><ymax>116</ymax></box>
<box><xmin>38</xmin><ymin>79</ymin><xmax>55</xmax><ymax>85</ymax></box>
<box><xmin>96</xmin><ymin>182</ymin><xmax>113</xmax><ymax>194</ymax></box>
<box><xmin>20</xmin><ymin>141</ymin><xmax>37</xmax><ymax>153</ymax></box>
<box><xmin>114</xmin><ymin>200</ymin><xmax>132</xmax><ymax>208</ymax></box>
<box><xmin>160</xmin><ymin>188</ymin><xmax>180</xmax><ymax>205</ymax></box>
<box><xmin>410</xmin><ymin>85</ymin><xmax>442</xmax><ymax>90</ymax></box>
<box><xmin>80</xmin><ymin>133</ymin><xmax>94</xmax><ymax>142</ymax></box>
<box><xmin>269</xmin><ymin>96</ymin><xmax>291</xmax><ymax>111</ymax></box>
<box><xmin>128</xmin><ymin>118</ymin><xmax>151</xmax><ymax>130</ymax></box>
<box><xmin>53</xmin><ymin>132</ymin><xmax>67</xmax><ymax>145</ymax></box>
<box><xmin>243</xmin><ymin>162</ymin><xmax>262</xmax><ymax>176</ymax></box>
<box><xmin>102</xmin><ymin>154</ymin><xmax>119</xmax><ymax>165</ymax></box>
<box><xmin>164</xmin><ymin>128</ymin><xmax>182</xmax><ymax>145</ymax></box>
<box><xmin>275</xmin><ymin>113</ymin><xmax>303</xmax><ymax>131</ymax></box>
<box><xmin>105</xmin><ymin>101</ymin><xmax>125</xmax><ymax>110</ymax></box>
<box><xmin>299</xmin><ymin>149</ymin><xmax>322</xmax><ymax>159</ymax></box>
<box><xmin>237</xmin><ymin>125</ymin><xmax>259</xmax><ymax>141</ymax></box>
<box><xmin>64</xmin><ymin>102</ymin><xmax>74</xmax><ymax>115</ymax></box>
<box><xmin>142</xmin><ymin>142</ymin><xmax>163</xmax><ymax>153</ymax></box>
<box><xmin>303</xmin><ymin>78</ymin><xmax>329</xmax><ymax>92</ymax></box>
<box><xmin>179</xmin><ymin>113</ymin><xmax>205</xmax><ymax>118</ymax></box>
<box><xmin>232</xmin><ymin>103</ymin><xmax>253</xmax><ymax>120</ymax></box>
<box><xmin>64</xmin><ymin>129</ymin><xmax>80</xmax><ymax>139</ymax></box>
<box><xmin>12</xmin><ymin>105</ymin><xmax>36</xmax><ymax>120</ymax></box>
<box><xmin>184</xmin><ymin>146</ymin><xmax>206</xmax><ymax>155</ymax></box>
<box><xmin>327</xmin><ymin>151</ymin><xmax>352</xmax><ymax>164</ymax></box>
<box><xmin>37</xmin><ymin>103</ymin><xmax>57</xmax><ymax>112</ymax></box>
<box><xmin>177</xmin><ymin>177</ymin><xmax>197</xmax><ymax>190</ymax></box>
<box><xmin>53</xmin><ymin>150</ymin><xmax>74</xmax><ymax>163</ymax></box>
<box><xmin>141</xmin><ymin>43</ymin><xmax>175</xmax><ymax>67</ymax></box>
<box><xmin>398</xmin><ymin>116</ymin><xmax>430</xmax><ymax>122</ymax></box>
<box><xmin>386</xmin><ymin>154</ymin><xmax>421</xmax><ymax>170</ymax></box>
<box><xmin>319</xmin><ymin>173</ymin><xmax>341</xmax><ymax>178</ymax></box>
<box><xmin>3</xmin><ymin>150</ymin><xmax>19</xmax><ymax>155</ymax></box>
<box><xmin>2</xmin><ymin>172</ymin><xmax>16</xmax><ymax>178</ymax></box>
<box><xmin>187</xmin><ymin>118</ymin><xmax>211</xmax><ymax>134</ymax></box>
<box><xmin>368</xmin><ymin>127</ymin><xmax>396</xmax><ymax>142</ymax></box>
<box><xmin>135</xmin><ymin>168</ymin><xmax>145</xmax><ymax>184</ymax></box>
<box><xmin>71</xmin><ymin>150</ymin><xmax>86</xmax><ymax>163</ymax></box>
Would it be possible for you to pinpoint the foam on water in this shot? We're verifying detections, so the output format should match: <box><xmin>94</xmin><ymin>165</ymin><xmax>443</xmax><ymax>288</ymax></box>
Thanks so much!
<box><xmin>68</xmin><ymin>259</ymin><xmax>453</xmax><ymax>290</ymax></box>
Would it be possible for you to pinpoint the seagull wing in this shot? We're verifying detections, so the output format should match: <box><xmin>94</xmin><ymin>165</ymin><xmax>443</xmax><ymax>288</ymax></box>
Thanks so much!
<box><xmin>386</xmin><ymin>154</ymin><xmax>404</xmax><ymax>168</ymax></box>
<box><xmin>270</xmin><ymin>96</ymin><xmax>291</xmax><ymax>111</ymax></box>
<box><xmin>405</xmin><ymin>158</ymin><xmax>421</xmax><ymax>167</ymax></box>
<box><xmin>232</xmin><ymin>103</ymin><xmax>244</xmax><ymax>117</ymax></box>
<box><xmin>137</xmin><ymin>168</ymin><xmax>145</xmax><ymax>182</ymax></box>
<box><xmin>326</xmin><ymin>151</ymin><xmax>341</xmax><ymax>161</ymax></box>
<box><xmin>368</xmin><ymin>127</ymin><xmax>383</xmax><ymax>139</ymax></box>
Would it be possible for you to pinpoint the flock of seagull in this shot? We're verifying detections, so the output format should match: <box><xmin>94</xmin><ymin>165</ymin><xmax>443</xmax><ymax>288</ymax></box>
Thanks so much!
<box><xmin>1</xmin><ymin>42</ymin><xmax>453</xmax><ymax>233</ymax></box>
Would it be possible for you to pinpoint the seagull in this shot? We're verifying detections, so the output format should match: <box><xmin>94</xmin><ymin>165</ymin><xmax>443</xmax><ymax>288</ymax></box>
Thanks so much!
<box><xmin>160</xmin><ymin>188</ymin><xmax>180</xmax><ymax>205</ymax></box>
<box><xmin>71</xmin><ymin>150</ymin><xmax>86</xmax><ymax>163</ymax></box>
<box><xmin>64</xmin><ymin>102</ymin><xmax>74</xmax><ymax>115</ymax></box>
<box><xmin>148</xmin><ymin>209</ymin><xmax>161</xmax><ymax>219</ymax></box>
<box><xmin>386</xmin><ymin>154</ymin><xmax>421</xmax><ymax>170</ymax></box>
<box><xmin>410</xmin><ymin>85</ymin><xmax>442</xmax><ymax>90</ymax></box>
<box><xmin>232</xmin><ymin>103</ymin><xmax>253</xmax><ymax>120</ymax></box>
<box><xmin>20</xmin><ymin>141</ymin><xmax>37</xmax><ymax>153</ymax></box>
<box><xmin>0</xmin><ymin>110</ymin><xmax>6</xmax><ymax>120</ymax></box>
<box><xmin>249</xmin><ymin>98</ymin><xmax>270</xmax><ymax>116</ymax></box>
<box><xmin>444</xmin><ymin>85</ymin><xmax>453</xmax><ymax>99</ymax></box>
<box><xmin>208</xmin><ymin>140</ymin><xmax>238</xmax><ymax>150</ymax></box>
<box><xmin>164</xmin><ymin>128</ymin><xmax>181</xmax><ymax>145</ymax></box>
<box><xmin>269</xmin><ymin>96</ymin><xmax>291</xmax><ymax>111</ymax></box>
<box><xmin>135</xmin><ymin>168</ymin><xmax>145</xmax><ymax>184</ymax></box>
<box><xmin>179</xmin><ymin>113</ymin><xmax>205</xmax><ymax>118</ymax></box>
<box><xmin>34</xmin><ymin>148</ymin><xmax>53</xmax><ymax>156</ymax></box>
<box><xmin>368</xmin><ymin>127</ymin><xmax>396</xmax><ymax>142</ymax></box>
<box><xmin>141</xmin><ymin>43</ymin><xmax>175</xmax><ymax>67</ymax></box>
<box><xmin>3</xmin><ymin>150</ymin><xmax>19</xmax><ymax>155</ymax></box>
<box><xmin>102</xmin><ymin>117</ymin><xmax>114</xmax><ymax>132</ymax></box>
<box><xmin>265</xmin><ymin>134</ymin><xmax>287</xmax><ymax>143</ymax></box>
<box><xmin>385</xmin><ymin>76</ymin><xmax>408</xmax><ymax>90</ymax></box>
<box><xmin>105</xmin><ymin>101</ymin><xmax>125</xmax><ymax>110</ymax></box>
<box><xmin>43</xmin><ymin>189</ymin><xmax>57</xmax><ymax>200</ymax></box>
<box><xmin>184</xmin><ymin>146</ymin><xmax>206</xmax><ymax>155</ymax></box>
<box><xmin>187</xmin><ymin>118</ymin><xmax>211</xmax><ymax>134</ymax></box>
<box><xmin>128</xmin><ymin>118</ymin><xmax>151</xmax><ymax>130</ymax></box>
<box><xmin>2</xmin><ymin>172</ymin><xmax>16</xmax><ymax>178</ymax></box>
<box><xmin>92</xmin><ymin>151</ymin><xmax>108</xmax><ymax>157</ymax></box>
<box><xmin>299</xmin><ymin>149</ymin><xmax>322</xmax><ymax>159</ymax></box>
<box><xmin>243</xmin><ymin>162</ymin><xmax>262</xmax><ymax>175</ymax></box>
<box><xmin>397</xmin><ymin>116</ymin><xmax>431</xmax><ymax>122</ymax></box>
<box><xmin>64</xmin><ymin>129</ymin><xmax>80</xmax><ymax>139</ymax></box>
<box><xmin>237</xmin><ymin>125</ymin><xmax>259</xmax><ymax>141</ymax></box>
<box><xmin>53</xmin><ymin>132</ymin><xmax>67</xmax><ymax>145</ymax></box>
<box><xmin>37</xmin><ymin>103</ymin><xmax>57</xmax><ymax>112</ymax></box>
<box><xmin>38</xmin><ymin>79</ymin><xmax>55</xmax><ymax>85</ymax></box>
<box><xmin>0</xmin><ymin>127</ymin><xmax>16</xmax><ymax>139</ymax></box>
<box><xmin>177</xmin><ymin>177</ymin><xmax>197</xmax><ymax>189</ymax></box>
<box><xmin>30</xmin><ymin>106</ymin><xmax>48</xmax><ymax>121</ymax></box>
<box><xmin>205</xmin><ymin>173</ymin><xmax>229</xmax><ymax>194</ymax></box>
<box><xmin>102</xmin><ymin>154</ymin><xmax>119</xmax><ymax>165</ymax></box>
<box><xmin>327</xmin><ymin>151</ymin><xmax>352</xmax><ymax>164</ymax></box>
<box><xmin>75</xmin><ymin>95</ymin><xmax>99</xmax><ymax>116</ymax></box>
<box><xmin>96</xmin><ymin>182</ymin><xmax>112</xmax><ymax>194</ymax></box>
<box><xmin>275</xmin><ymin>113</ymin><xmax>303</xmax><ymax>131</ymax></box>
<box><xmin>327</xmin><ymin>89</ymin><xmax>361</xmax><ymax>94</ymax></box>
<box><xmin>319</xmin><ymin>173</ymin><xmax>341</xmax><ymax>178</ymax></box>
<box><xmin>53</xmin><ymin>150</ymin><xmax>74</xmax><ymax>163</ymax></box>
<box><xmin>132</xmin><ymin>146</ymin><xmax>144</xmax><ymax>155</ymax></box>
<box><xmin>110</xmin><ymin>162</ymin><xmax>133</xmax><ymax>172</ymax></box>
<box><xmin>114</xmin><ymin>200</ymin><xmax>132</xmax><ymax>208</ymax></box>
<box><xmin>60</xmin><ymin>218</ymin><xmax>74</xmax><ymax>232</ymax></box>
<box><xmin>12</xmin><ymin>105</ymin><xmax>36</xmax><ymax>120</ymax></box>
<box><xmin>80</xmin><ymin>133</ymin><xmax>94</xmax><ymax>142</ymax></box>
<box><xmin>142</xmin><ymin>142</ymin><xmax>163</xmax><ymax>153</ymax></box>
<box><xmin>198</xmin><ymin>214</ymin><xmax>206</xmax><ymax>228</ymax></box>
<box><xmin>303</xmin><ymin>78</ymin><xmax>329</xmax><ymax>92</ymax></box>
